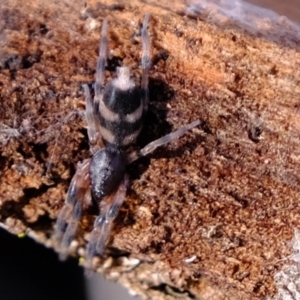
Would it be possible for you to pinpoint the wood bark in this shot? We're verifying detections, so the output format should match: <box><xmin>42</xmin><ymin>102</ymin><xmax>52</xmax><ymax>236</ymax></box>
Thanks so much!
<box><xmin>1</xmin><ymin>0</ymin><xmax>300</xmax><ymax>299</ymax></box>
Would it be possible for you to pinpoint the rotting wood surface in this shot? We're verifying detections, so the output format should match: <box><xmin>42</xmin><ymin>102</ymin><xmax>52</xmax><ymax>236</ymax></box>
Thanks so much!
<box><xmin>1</xmin><ymin>0</ymin><xmax>300</xmax><ymax>299</ymax></box>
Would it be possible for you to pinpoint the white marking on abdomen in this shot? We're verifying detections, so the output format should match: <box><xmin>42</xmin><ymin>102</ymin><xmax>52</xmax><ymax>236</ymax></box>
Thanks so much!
<box><xmin>99</xmin><ymin>125</ymin><xmax>115</xmax><ymax>144</ymax></box>
<box><xmin>122</xmin><ymin>127</ymin><xmax>142</xmax><ymax>146</ymax></box>
<box><xmin>100</xmin><ymin>98</ymin><xmax>120</xmax><ymax>122</ymax></box>
<box><xmin>124</xmin><ymin>104</ymin><xmax>143</xmax><ymax>123</ymax></box>
<box><xmin>113</xmin><ymin>67</ymin><xmax>135</xmax><ymax>91</ymax></box>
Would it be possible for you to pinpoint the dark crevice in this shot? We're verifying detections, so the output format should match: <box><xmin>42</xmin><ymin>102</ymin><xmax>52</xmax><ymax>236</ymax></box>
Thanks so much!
<box><xmin>152</xmin><ymin>49</ymin><xmax>169</xmax><ymax>66</ymax></box>
<box><xmin>150</xmin><ymin>284</ymin><xmax>196</xmax><ymax>299</ymax></box>
<box><xmin>22</xmin><ymin>51</ymin><xmax>42</xmax><ymax>69</ymax></box>
<box><xmin>29</xmin><ymin>212</ymin><xmax>54</xmax><ymax>232</ymax></box>
<box><xmin>106</xmin><ymin>56</ymin><xmax>122</xmax><ymax>72</ymax></box>
<box><xmin>0</xmin><ymin>51</ymin><xmax>42</xmax><ymax>72</ymax></box>
<box><xmin>248</xmin><ymin>126</ymin><xmax>262</xmax><ymax>143</ymax></box>
<box><xmin>228</xmin><ymin>191</ymin><xmax>249</xmax><ymax>208</ymax></box>
<box><xmin>0</xmin><ymin>184</ymin><xmax>53</xmax><ymax>226</ymax></box>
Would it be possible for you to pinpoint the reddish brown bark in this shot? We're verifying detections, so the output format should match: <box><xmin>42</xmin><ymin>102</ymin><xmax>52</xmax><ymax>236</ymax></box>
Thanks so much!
<box><xmin>1</xmin><ymin>0</ymin><xmax>300</xmax><ymax>299</ymax></box>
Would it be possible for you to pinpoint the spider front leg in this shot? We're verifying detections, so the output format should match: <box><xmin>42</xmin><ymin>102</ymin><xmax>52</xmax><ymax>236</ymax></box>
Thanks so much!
<box><xmin>83</xmin><ymin>84</ymin><xmax>103</xmax><ymax>154</ymax></box>
<box><xmin>85</xmin><ymin>174</ymin><xmax>129</xmax><ymax>269</ymax></box>
<box><xmin>141</xmin><ymin>13</ymin><xmax>151</xmax><ymax>112</ymax></box>
<box><xmin>83</xmin><ymin>20</ymin><xmax>108</xmax><ymax>154</ymax></box>
<box><xmin>55</xmin><ymin>159</ymin><xmax>91</xmax><ymax>259</ymax></box>
<box><xmin>94</xmin><ymin>19</ymin><xmax>108</xmax><ymax>107</ymax></box>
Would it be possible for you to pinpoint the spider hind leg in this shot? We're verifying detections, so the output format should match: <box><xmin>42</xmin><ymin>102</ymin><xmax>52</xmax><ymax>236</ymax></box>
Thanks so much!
<box><xmin>85</xmin><ymin>174</ymin><xmax>128</xmax><ymax>269</ymax></box>
<box><xmin>54</xmin><ymin>159</ymin><xmax>91</xmax><ymax>259</ymax></box>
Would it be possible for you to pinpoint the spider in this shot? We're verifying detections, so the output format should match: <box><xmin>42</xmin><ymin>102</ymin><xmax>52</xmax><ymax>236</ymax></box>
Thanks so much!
<box><xmin>54</xmin><ymin>14</ymin><xmax>200</xmax><ymax>269</ymax></box>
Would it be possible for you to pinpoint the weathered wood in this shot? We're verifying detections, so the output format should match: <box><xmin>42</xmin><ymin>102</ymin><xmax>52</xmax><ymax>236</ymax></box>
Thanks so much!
<box><xmin>1</xmin><ymin>0</ymin><xmax>300</xmax><ymax>299</ymax></box>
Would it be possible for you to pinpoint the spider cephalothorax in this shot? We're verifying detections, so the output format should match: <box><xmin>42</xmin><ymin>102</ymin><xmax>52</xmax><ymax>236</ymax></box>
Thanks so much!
<box><xmin>55</xmin><ymin>14</ymin><xmax>200</xmax><ymax>269</ymax></box>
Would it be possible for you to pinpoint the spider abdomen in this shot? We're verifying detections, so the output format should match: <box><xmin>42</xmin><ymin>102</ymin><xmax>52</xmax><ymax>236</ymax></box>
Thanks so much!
<box><xmin>89</xmin><ymin>147</ymin><xmax>126</xmax><ymax>200</ymax></box>
<box><xmin>98</xmin><ymin>67</ymin><xmax>145</xmax><ymax>147</ymax></box>
<box><xmin>103</xmin><ymin>83</ymin><xmax>141</xmax><ymax>115</ymax></box>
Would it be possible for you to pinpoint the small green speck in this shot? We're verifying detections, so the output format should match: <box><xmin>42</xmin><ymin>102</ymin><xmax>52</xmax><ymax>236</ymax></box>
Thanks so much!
<box><xmin>79</xmin><ymin>257</ymin><xmax>85</xmax><ymax>264</ymax></box>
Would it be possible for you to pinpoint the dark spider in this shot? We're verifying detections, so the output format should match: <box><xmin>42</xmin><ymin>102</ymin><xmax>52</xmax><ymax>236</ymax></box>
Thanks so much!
<box><xmin>54</xmin><ymin>14</ymin><xmax>200</xmax><ymax>269</ymax></box>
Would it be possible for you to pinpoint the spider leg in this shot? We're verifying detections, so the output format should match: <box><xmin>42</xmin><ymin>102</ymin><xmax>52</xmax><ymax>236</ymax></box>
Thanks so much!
<box><xmin>55</xmin><ymin>159</ymin><xmax>91</xmax><ymax>260</ymax></box>
<box><xmin>141</xmin><ymin>13</ymin><xmax>151</xmax><ymax>112</ymax></box>
<box><xmin>94</xmin><ymin>19</ymin><xmax>108</xmax><ymax>108</ymax></box>
<box><xmin>85</xmin><ymin>174</ymin><xmax>129</xmax><ymax>269</ymax></box>
<box><xmin>83</xmin><ymin>20</ymin><xmax>108</xmax><ymax>153</ymax></box>
<box><xmin>83</xmin><ymin>84</ymin><xmax>103</xmax><ymax>153</ymax></box>
<box><xmin>127</xmin><ymin>119</ymin><xmax>201</xmax><ymax>163</ymax></box>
